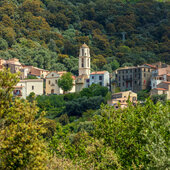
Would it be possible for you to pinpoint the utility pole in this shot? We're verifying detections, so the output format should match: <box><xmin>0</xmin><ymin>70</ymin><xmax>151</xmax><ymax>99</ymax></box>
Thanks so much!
<box><xmin>121</xmin><ymin>32</ymin><xmax>126</xmax><ymax>43</ymax></box>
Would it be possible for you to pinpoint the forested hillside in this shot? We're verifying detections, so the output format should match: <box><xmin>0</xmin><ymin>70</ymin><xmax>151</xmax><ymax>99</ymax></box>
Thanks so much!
<box><xmin>0</xmin><ymin>0</ymin><xmax>169</xmax><ymax>74</ymax></box>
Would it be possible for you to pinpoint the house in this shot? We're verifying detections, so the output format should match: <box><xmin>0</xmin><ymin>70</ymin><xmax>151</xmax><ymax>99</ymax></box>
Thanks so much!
<box><xmin>5</xmin><ymin>58</ymin><xmax>23</xmax><ymax>73</ymax></box>
<box><xmin>151</xmin><ymin>66</ymin><xmax>170</xmax><ymax>89</ymax></box>
<box><xmin>150</xmin><ymin>81</ymin><xmax>170</xmax><ymax>100</ymax></box>
<box><xmin>14</xmin><ymin>79</ymin><xmax>43</xmax><ymax>99</ymax></box>
<box><xmin>24</xmin><ymin>66</ymin><xmax>49</xmax><ymax>78</ymax></box>
<box><xmin>115</xmin><ymin>65</ymin><xmax>156</xmax><ymax>93</ymax></box>
<box><xmin>151</xmin><ymin>62</ymin><xmax>170</xmax><ymax>69</ymax></box>
<box><xmin>107</xmin><ymin>91</ymin><xmax>137</xmax><ymax>109</ymax></box>
<box><xmin>87</xmin><ymin>71</ymin><xmax>110</xmax><ymax>87</ymax></box>
<box><xmin>45</xmin><ymin>71</ymin><xmax>76</xmax><ymax>95</ymax></box>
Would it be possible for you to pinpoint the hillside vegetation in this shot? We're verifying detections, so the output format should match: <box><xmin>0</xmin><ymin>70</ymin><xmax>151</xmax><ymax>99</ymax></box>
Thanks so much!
<box><xmin>0</xmin><ymin>0</ymin><xmax>169</xmax><ymax>74</ymax></box>
<box><xmin>0</xmin><ymin>69</ymin><xmax>169</xmax><ymax>169</ymax></box>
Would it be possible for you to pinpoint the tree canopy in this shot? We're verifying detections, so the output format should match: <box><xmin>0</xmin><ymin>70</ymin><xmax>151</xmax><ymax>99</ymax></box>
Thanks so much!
<box><xmin>58</xmin><ymin>72</ymin><xmax>73</xmax><ymax>94</ymax></box>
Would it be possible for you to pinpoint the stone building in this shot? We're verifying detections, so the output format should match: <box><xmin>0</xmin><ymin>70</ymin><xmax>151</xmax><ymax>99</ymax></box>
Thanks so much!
<box><xmin>107</xmin><ymin>91</ymin><xmax>137</xmax><ymax>109</ymax></box>
<box><xmin>150</xmin><ymin>81</ymin><xmax>170</xmax><ymax>100</ymax></box>
<box><xmin>115</xmin><ymin>65</ymin><xmax>156</xmax><ymax>93</ymax></box>
<box><xmin>151</xmin><ymin>66</ymin><xmax>170</xmax><ymax>89</ymax></box>
<box><xmin>5</xmin><ymin>58</ymin><xmax>23</xmax><ymax>73</ymax></box>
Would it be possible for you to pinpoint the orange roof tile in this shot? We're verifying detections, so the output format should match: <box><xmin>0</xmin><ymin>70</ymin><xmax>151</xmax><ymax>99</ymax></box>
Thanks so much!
<box><xmin>162</xmin><ymin>81</ymin><xmax>170</xmax><ymax>84</ymax></box>
<box><xmin>144</xmin><ymin>63</ymin><xmax>157</xmax><ymax>69</ymax></box>
<box><xmin>91</xmin><ymin>71</ymin><xmax>107</xmax><ymax>75</ymax></box>
<box><xmin>154</xmin><ymin>88</ymin><xmax>167</xmax><ymax>91</ymax></box>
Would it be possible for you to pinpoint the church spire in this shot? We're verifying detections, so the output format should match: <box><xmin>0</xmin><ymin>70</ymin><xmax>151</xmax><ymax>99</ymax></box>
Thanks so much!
<box><xmin>79</xmin><ymin>43</ymin><xmax>90</xmax><ymax>76</ymax></box>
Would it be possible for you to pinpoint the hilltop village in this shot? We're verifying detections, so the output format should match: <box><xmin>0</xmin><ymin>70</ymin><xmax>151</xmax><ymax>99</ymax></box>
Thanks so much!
<box><xmin>0</xmin><ymin>43</ymin><xmax>170</xmax><ymax>108</ymax></box>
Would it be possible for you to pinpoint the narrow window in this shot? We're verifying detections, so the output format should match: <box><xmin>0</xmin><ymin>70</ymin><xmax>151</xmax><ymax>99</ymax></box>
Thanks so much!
<box><xmin>49</xmin><ymin>80</ymin><xmax>51</xmax><ymax>85</ymax></box>
<box><xmin>55</xmin><ymin>80</ymin><xmax>57</xmax><ymax>84</ymax></box>
<box><xmin>82</xmin><ymin>58</ymin><xmax>84</xmax><ymax>67</ymax></box>
<box><xmin>32</xmin><ymin>86</ymin><xmax>34</xmax><ymax>90</ymax></box>
<box><xmin>87</xmin><ymin>58</ymin><xmax>89</xmax><ymax>67</ymax></box>
<box><xmin>82</xmin><ymin>49</ymin><xmax>84</xmax><ymax>56</ymax></box>
<box><xmin>99</xmin><ymin>76</ymin><xmax>102</xmax><ymax>80</ymax></box>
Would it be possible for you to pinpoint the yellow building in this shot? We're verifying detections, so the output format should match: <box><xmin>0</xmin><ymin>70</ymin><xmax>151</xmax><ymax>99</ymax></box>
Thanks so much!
<box><xmin>108</xmin><ymin>91</ymin><xmax>137</xmax><ymax>109</ymax></box>
<box><xmin>45</xmin><ymin>71</ymin><xmax>75</xmax><ymax>95</ymax></box>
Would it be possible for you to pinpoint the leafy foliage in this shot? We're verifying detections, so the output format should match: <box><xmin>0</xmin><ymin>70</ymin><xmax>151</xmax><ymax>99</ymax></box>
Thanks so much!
<box><xmin>58</xmin><ymin>72</ymin><xmax>73</xmax><ymax>94</ymax></box>
<box><xmin>0</xmin><ymin>0</ymin><xmax>169</xmax><ymax>74</ymax></box>
<box><xmin>0</xmin><ymin>69</ymin><xmax>49</xmax><ymax>169</ymax></box>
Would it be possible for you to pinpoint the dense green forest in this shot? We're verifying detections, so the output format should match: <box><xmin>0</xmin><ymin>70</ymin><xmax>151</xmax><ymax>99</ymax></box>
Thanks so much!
<box><xmin>0</xmin><ymin>69</ymin><xmax>169</xmax><ymax>169</ymax></box>
<box><xmin>0</xmin><ymin>0</ymin><xmax>169</xmax><ymax>74</ymax></box>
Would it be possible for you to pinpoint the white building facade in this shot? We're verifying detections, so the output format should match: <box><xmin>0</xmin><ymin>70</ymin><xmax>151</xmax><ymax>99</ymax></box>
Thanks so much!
<box><xmin>14</xmin><ymin>79</ymin><xmax>43</xmax><ymax>99</ymax></box>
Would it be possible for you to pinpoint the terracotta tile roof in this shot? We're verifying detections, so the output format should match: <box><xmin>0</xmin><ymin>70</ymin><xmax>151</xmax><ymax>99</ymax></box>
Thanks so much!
<box><xmin>144</xmin><ymin>63</ymin><xmax>157</xmax><ymax>69</ymax></box>
<box><xmin>162</xmin><ymin>81</ymin><xmax>170</xmax><ymax>84</ymax></box>
<box><xmin>154</xmin><ymin>88</ymin><xmax>167</xmax><ymax>91</ymax></box>
<box><xmin>91</xmin><ymin>71</ymin><xmax>107</xmax><ymax>75</ymax></box>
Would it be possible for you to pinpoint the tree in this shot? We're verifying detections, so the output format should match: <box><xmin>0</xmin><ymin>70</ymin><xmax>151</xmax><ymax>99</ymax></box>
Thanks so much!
<box><xmin>0</xmin><ymin>69</ymin><xmax>49</xmax><ymax>169</ymax></box>
<box><xmin>58</xmin><ymin>72</ymin><xmax>73</xmax><ymax>94</ymax></box>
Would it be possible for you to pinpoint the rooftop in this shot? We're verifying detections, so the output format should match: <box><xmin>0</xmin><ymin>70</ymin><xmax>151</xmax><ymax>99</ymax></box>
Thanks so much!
<box><xmin>91</xmin><ymin>71</ymin><xmax>107</xmax><ymax>75</ymax></box>
<box><xmin>20</xmin><ymin>79</ymin><xmax>43</xmax><ymax>82</ymax></box>
<box><xmin>81</xmin><ymin>43</ymin><xmax>89</xmax><ymax>48</ymax></box>
<box><xmin>154</xmin><ymin>88</ymin><xmax>167</xmax><ymax>91</ymax></box>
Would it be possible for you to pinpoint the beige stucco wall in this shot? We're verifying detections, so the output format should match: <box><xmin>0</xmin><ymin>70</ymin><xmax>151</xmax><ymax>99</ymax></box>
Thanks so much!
<box><xmin>17</xmin><ymin>80</ymin><xmax>43</xmax><ymax>98</ymax></box>
<box><xmin>46</xmin><ymin>77</ymin><xmax>75</xmax><ymax>95</ymax></box>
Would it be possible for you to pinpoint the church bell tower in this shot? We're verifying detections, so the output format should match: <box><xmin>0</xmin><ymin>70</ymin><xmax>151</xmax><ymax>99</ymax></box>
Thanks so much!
<box><xmin>79</xmin><ymin>43</ymin><xmax>90</xmax><ymax>77</ymax></box>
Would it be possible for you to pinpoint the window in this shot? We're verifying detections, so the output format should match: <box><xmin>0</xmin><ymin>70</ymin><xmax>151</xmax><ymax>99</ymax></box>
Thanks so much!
<box><xmin>119</xmin><ymin>83</ymin><xmax>120</xmax><ymax>87</ymax></box>
<box><xmin>135</xmin><ymin>81</ymin><xmax>137</xmax><ymax>84</ymax></box>
<box><xmin>123</xmin><ymin>75</ymin><xmax>124</xmax><ymax>80</ymax></box>
<box><xmin>32</xmin><ymin>86</ymin><xmax>34</xmax><ymax>90</ymax></box>
<box><xmin>82</xmin><ymin>49</ymin><xmax>84</xmax><ymax>56</ymax></box>
<box><xmin>49</xmin><ymin>80</ymin><xmax>51</xmax><ymax>85</ymax></box>
<box><xmin>52</xmin><ymin>74</ymin><xmax>54</xmax><ymax>77</ymax></box>
<box><xmin>99</xmin><ymin>76</ymin><xmax>102</xmax><ymax>80</ymax></box>
<box><xmin>148</xmin><ymin>69</ymin><xmax>150</xmax><ymax>72</ymax></box>
<box><xmin>144</xmin><ymin>68</ymin><xmax>146</xmax><ymax>72</ymax></box>
<box><xmin>92</xmin><ymin>76</ymin><xmax>94</xmax><ymax>79</ymax></box>
<box><xmin>130</xmin><ymin>69</ymin><xmax>132</xmax><ymax>73</ymax></box>
<box><xmin>126</xmin><ymin>70</ymin><xmax>128</xmax><ymax>73</ymax></box>
<box><xmin>123</xmin><ymin>82</ymin><xmax>124</xmax><ymax>86</ymax></box>
<box><xmin>119</xmin><ymin>76</ymin><xmax>120</xmax><ymax>81</ymax></box>
<box><xmin>55</xmin><ymin>80</ymin><xmax>57</xmax><ymax>84</ymax></box>
<box><xmin>99</xmin><ymin>82</ymin><xmax>102</xmax><ymax>86</ymax></box>
<box><xmin>82</xmin><ymin>58</ymin><xmax>84</xmax><ymax>67</ymax></box>
<box><xmin>144</xmin><ymin>73</ymin><xmax>146</xmax><ymax>77</ymax></box>
<box><xmin>51</xmin><ymin>89</ymin><xmax>54</xmax><ymax>94</ymax></box>
<box><xmin>87</xmin><ymin>58</ymin><xmax>89</xmax><ymax>67</ymax></box>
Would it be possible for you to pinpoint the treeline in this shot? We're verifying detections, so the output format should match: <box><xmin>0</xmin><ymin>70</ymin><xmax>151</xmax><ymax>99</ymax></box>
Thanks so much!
<box><xmin>0</xmin><ymin>0</ymin><xmax>169</xmax><ymax>74</ymax></box>
<box><xmin>36</xmin><ymin>83</ymin><xmax>109</xmax><ymax>119</ymax></box>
